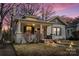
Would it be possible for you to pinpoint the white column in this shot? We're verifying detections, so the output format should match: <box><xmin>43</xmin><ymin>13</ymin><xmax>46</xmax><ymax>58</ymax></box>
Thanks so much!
<box><xmin>40</xmin><ymin>24</ymin><xmax>43</xmax><ymax>34</ymax></box>
<box><xmin>40</xmin><ymin>24</ymin><xmax>44</xmax><ymax>39</ymax></box>
<box><xmin>15</xmin><ymin>21</ymin><xmax>26</xmax><ymax>44</ymax></box>
<box><xmin>17</xmin><ymin>21</ymin><xmax>21</xmax><ymax>33</ymax></box>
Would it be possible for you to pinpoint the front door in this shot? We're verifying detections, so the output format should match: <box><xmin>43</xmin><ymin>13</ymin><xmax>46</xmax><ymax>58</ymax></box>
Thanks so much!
<box><xmin>24</xmin><ymin>25</ymin><xmax>35</xmax><ymax>34</ymax></box>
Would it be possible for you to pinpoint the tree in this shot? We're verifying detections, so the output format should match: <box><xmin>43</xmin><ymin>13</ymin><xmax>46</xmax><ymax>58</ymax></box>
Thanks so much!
<box><xmin>0</xmin><ymin>3</ymin><xmax>13</xmax><ymax>46</ymax></box>
<box><xmin>0</xmin><ymin>3</ymin><xmax>55</xmax><ymax>44</ymax></box>
<box><xmin>0</xmin><ymin>4</ymin><xmax>14</xmax><ymax>25</ymax></box>
<box><xmin>39</xmin><ymin>3</ymin><xmax>55</xmax><ymax>20</ymax></box>
<box><xmin>16</xmin><ymin>3</ymin><xmax>55</xmax><ymax>20</ymax></box>
<box><xmin>0</xmin><ymin>3</ymin><xmax>20</xmax><ymax>45</ymax></box>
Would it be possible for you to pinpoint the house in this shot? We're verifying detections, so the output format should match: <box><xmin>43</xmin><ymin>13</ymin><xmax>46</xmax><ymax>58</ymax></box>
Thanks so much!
<box><xmin>15</xmin><ymin>16</ymin><xmax>76</xmax><ymax>43</ymax></box>
<box><xmin>15</xmin><ymin>16</ymin><xmax>52</xmax><ymax>43</ymax></box>
<box><xmin>47</xmin><ymin>16</ymin><xmax>67</xmax><ymax>40</ymax></box>
<box><xmin>76</xmin><ymin>23</ymin><xmax>79</xmax><ymax>39</ymax></box>
<box><xmin>76</xmin><ymin>20</ymin><xmax>79</xmax><ymax>31</ymax></box>
<box><xmin>66</xmin><ymin>23</ymin><xmax>76</xmax><ymax>39</ymax></box>
<box><xmin>66</xmin><ymin>19</ymin><xmax>79</xmax><ymax>39</ymax></box>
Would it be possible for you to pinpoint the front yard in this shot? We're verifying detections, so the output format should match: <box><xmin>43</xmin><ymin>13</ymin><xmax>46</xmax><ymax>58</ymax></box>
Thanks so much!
<box><xmin>13</xmin><ymin>40</ymin><xmax>79</xmax><ymax>56</ymax></box>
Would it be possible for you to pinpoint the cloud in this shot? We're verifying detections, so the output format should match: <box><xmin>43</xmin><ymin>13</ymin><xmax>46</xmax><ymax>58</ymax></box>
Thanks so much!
<box><xmin>68</xmin><ymin>13</ymin><xmax>79</xmax><ymax>18</ymax></box>
<box><xmin>53</xmin><ymin>3</ymin><xmax>79</xmax><ymax>12</ymax></box>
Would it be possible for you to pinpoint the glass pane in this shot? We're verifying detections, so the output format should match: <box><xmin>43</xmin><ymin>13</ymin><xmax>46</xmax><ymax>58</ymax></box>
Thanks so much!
<box><xmin>26</xmin><ymin>26</ymin><xmax>32</xmax><ymax>31</ymax></box>
<box><xmin>52</xmin><ymin>28</ymin><xmax>56</xmax><ymax>35</ymax></box>
<box><xmin>57</xmin><ymin>28</ymin><xmax>61</xmax><ymax>35</ymax></box>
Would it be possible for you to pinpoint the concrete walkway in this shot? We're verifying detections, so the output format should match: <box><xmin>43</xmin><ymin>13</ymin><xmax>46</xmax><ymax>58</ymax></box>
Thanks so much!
<box><xmin>0</xmin><ymin>44</ymin><xmax>16</xmax><ymax>56</ymax></box>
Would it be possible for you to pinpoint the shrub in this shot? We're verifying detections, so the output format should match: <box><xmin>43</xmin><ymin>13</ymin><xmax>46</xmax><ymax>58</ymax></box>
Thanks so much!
<box><xmin>72</xmin><ymin>31</ymin><xmax>79</xmax><ymax>40</ymax></box>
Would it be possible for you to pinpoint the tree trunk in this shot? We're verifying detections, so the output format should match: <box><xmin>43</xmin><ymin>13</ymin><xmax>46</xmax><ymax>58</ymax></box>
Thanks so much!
<box><xmin>0</xmin><ymin>3</ymin><xmax>4</xmax><ymax>39</ymax></box>
<box><xmin>0</xmin><ymin>4</ymin><xmax>6</xmax><ymax>47</ymax></box>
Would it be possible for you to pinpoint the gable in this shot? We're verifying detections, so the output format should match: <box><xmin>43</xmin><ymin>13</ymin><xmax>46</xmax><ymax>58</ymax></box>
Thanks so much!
<box><xmin>51</xmin><ymin>18</ymin><xmax>66</xmax><ymax>25</ymax></box>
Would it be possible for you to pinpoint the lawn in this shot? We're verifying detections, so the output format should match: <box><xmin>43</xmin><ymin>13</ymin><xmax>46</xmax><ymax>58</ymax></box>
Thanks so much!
<box><xmin>13</xmin><ymin>41</ymin><xmax>79</xmax><ymax>56</ymax></box>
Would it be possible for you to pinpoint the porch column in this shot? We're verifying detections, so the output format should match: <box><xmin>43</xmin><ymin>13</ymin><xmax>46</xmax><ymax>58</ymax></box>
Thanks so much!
<box><xmin>17</xmin><ymin>21</ymin><xmax>21</xmax><ymax>33</ymax></box>
<box><xmin>40</xmin><ymin>24</ymin><xmax>44</xmax><ymax>39</ymax></box>
<box><xmin>40</xmin><ymin>24</ymin><xmax>43</xmax><ymax>34</ymax></box>
<box><xmin>15</xmin><ymin>20</ymin><xmax>26</xmax><ymax>44</ymax></box>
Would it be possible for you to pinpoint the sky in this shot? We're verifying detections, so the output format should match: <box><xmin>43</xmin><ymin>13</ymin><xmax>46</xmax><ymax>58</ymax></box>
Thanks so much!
<box><xmin>2</xmin><ymin>3</ymin><xmax>79</xmax><ymax>30</ymax></box>
<box><xmin>52</xmin><ymin>3</ymin><xmax>79</xmax><ymax>18</ymax></box>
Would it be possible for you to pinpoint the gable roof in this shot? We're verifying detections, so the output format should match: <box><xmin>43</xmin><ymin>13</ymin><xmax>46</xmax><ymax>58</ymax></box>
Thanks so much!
<box><xmin>67</xmin><ymin>19</ymin><xmax>79</xmax><ymax>28</ymax></box>
<box><xmin>47</xmin><ymin>16</ymin><xmax>68</xmax><ymax>25</ymax></box>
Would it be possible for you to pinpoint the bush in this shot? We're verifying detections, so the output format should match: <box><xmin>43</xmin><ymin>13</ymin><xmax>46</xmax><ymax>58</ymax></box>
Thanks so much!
<box><xmin>71</xmin><ymin>31</ymin><xmax>79</xmax><ymax>40</ymax></box>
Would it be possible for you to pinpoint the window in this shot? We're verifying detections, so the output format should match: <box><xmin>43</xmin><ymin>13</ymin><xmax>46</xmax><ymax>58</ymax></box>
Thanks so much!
<box><xmin>53</xmin><ymin>28</ymin><xmax>56</xmax><ymax>35</ymax></box>
<box><xmin>26</xmin><ymin>26</ymin><xmax>32</xmax><ymax>31</ymax></box>
<box><xmin>67</xmin><ymin>30</ymin><xmax>69</xmax><ymax>35</ymax></box>
<box><xmin>52</xmin><ymin>27</ymin><xmax>61</xmax><ymax>36</ymax></box>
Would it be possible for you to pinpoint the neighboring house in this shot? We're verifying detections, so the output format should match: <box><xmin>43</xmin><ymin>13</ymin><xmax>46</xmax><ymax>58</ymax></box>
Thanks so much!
<box><xmin>76</xmin><ymin>23</ymin><xmax>79</xmax><ymax>39</ymax></box>
<box><xmin>47</xmin><ymin>16</ymin><xmax>67</xmax><ymax>40</ymax></box>
<box><xmin>76</xmin><ymin>23</ymin><xmax>79</xmax><ymax>31</ymax></box>
<box><xmin>66</xmin><ymin>23</ymin><xmax>77</xmax><ymax>39</ymax></box>
<box><xmin>66</xmin><ymin>19</ymin><xmax>79</xmax><ymax>39</ymax></box>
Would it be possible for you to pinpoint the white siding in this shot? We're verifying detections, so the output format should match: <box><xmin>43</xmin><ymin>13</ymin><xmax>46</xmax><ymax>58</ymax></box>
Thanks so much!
<box><xmin>77</xmin><ymin>23</ymin><xmax>79</xmax><ymax>31</ymax></box>
<box><xmin>52</xmin><ymin>24</ymin><xmax>66</xmax><ymax>39</ymax></box>
<box><xmin>47</xmin><ymin>24</ymin><xmax>66</xmax><ymax>39</ymax></box>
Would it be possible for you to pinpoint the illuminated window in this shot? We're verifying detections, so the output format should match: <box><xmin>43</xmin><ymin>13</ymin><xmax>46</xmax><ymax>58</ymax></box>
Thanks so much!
<box><xmin>53</xmin><ymin>28</ymin><xmax>56</xmax><ymax>35</ymax></box>
<box><xmin>52</xmin><ymin>27</ymin><xmax>61</xmax><ymax>36</ymax></box>
<box><xmin>26</xmin><ymin>26</ymin><xmax>32</xmax><ymax>31</ymax></box>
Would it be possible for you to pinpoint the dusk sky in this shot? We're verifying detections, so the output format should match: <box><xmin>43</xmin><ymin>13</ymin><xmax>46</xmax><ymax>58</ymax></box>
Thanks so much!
<box><xmin>53</xmin><ymin>3</ymin><xmax>79</xmax><ymax>18</ymax></box>
<box><xmin>2</xmin><ymin>3</ymin><xmax>79</xmax><ymax>30</ymax></box>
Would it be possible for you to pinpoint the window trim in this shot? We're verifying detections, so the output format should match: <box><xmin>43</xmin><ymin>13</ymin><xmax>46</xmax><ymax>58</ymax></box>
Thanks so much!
<box><xmin>52</xmin><ymin>27</ymin><xmax>61</xmax><ymax>36</ymax></box>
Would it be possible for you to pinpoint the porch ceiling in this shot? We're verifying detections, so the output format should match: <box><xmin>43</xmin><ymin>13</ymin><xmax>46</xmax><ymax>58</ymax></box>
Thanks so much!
<box><xmin>20</xmin><ymin>19</ymin><xmax>53</xmax><ymax>26</ymax></box>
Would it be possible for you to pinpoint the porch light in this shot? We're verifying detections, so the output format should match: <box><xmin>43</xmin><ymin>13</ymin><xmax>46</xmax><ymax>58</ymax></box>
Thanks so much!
<box><xmin>32</xmin><ymin>24</ymin><xmax>35</xmax><ymax>26</ymax></box>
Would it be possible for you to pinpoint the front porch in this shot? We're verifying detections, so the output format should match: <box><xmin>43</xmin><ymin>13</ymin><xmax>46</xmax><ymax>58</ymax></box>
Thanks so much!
<box><xmin>15</xmin><ymin>16</ymin><xmax>52</xmax><ymax>43</ymax></box>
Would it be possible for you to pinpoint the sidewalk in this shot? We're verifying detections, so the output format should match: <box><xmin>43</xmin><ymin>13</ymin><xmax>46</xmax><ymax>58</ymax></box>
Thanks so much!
<box><xmin>0</xmin><ymin>44</ymin><xmax>16</xmax><ymax>56</ymax></box>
